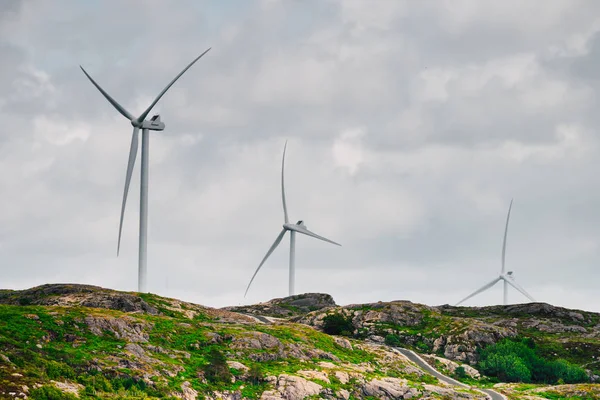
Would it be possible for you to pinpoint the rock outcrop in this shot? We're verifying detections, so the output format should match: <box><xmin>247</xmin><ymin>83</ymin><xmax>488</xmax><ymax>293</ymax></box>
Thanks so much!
<box><xmin>224</xmin><ymin>293</ymin><xmax>336</xmax><ymax>318</ymax></box>
<box><xmin>296</xmin><ymin>300</ymin><xmax>518</xmax><ymax>364</ymax></box>
<box><xmin>0</xmin><ymin>284</ymin><xmax>159</xmax><ymax>314</ymax></box>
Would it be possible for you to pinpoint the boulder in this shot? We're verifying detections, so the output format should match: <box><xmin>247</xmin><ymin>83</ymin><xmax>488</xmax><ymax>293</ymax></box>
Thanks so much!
<box><xmin>260</xmin><ymin>374</ymin><xmax>322</xmax><ymax>399</ymax></box>
<box><xmin>361</xmin><ymin>377</ymin><xmax>419</xmax><ymax>399</ymax></box>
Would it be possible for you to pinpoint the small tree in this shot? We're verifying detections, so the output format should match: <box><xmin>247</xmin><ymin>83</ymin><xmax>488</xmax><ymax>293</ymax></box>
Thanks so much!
<box><xmin>454</xmin><ymin>366</ymin><xmax>467</xmax><ymax>380</ymax></box>
<box><xmin>247</xmin><ymin>364</ymin><xmax>264</xmax><ymax>385</ymax></box>
<box><xmin>203</xmin><ymin>348</ymin><xmax>232</xmax><ymax>384</ymax></box>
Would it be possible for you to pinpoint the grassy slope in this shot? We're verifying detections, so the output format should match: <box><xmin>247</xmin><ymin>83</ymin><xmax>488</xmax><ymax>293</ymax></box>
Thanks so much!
<box><xmin>0</xmin><ymin>291</ymin><xmax>482</xmax><ymax>399</ymax></box>
<box><xmin>311</xmin><ymin>301</ymin><xmax>600</xmax><ymax>376</ymax></box>
<box><xmin>1</xmin><ymin>287</ymin><xmax>599</xmax><ymax>399</ymax></box>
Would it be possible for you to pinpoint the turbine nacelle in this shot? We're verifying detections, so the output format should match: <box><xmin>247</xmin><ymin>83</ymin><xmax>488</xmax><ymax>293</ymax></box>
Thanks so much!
<box><xmin>141</xmin><ymin>114</ymin><xmax>165</xmax><ymax>131</ymax></box>
<box><xmin>283</xmin><ymin>220</ymin><xmax>307</xmax><ymax>231</ymax></box>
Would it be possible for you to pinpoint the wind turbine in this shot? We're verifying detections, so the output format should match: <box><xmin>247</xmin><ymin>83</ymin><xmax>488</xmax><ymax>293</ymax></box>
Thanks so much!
<box><xmin>80</xmin><ymin>48</ymin><xmax>211</xmax><ymax>293</ymax></box>
<box><xmin>245</xmin><ymin>141</ymin><xmax>341</xmax><ymax>297</ymax></box>
<box><xmin>456</xmin><ymin>199</ymin><xmax>536</xmax><ymax>306</ymax></box>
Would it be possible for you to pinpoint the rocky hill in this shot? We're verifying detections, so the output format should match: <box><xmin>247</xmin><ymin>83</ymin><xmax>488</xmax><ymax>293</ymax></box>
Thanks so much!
<box><xmin>0</xmin><ymin>285</ymin><xmax>598</xmax><ymax>399</ymax></box>
<box><xmin>223</xmin><ymin>293</ymin><xmax>336</xmax><ymax>319</ymax></box>
<box><xmin>291</xmin><ymin>300</ymin><xmax>600</xmax><ymax>372</ymax></box>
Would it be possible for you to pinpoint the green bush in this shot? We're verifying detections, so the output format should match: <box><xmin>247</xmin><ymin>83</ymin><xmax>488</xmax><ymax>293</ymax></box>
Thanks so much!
<box><xmin>203</xmin><ymin>348</ymin><xmax>232</xmax><ymax>384</ymax></box>
<box><xmin>247</xmin><ymin>364</ymin><xmax>264</xmax><ymax>385</ymax></box>
<box><xmin>78</xmin><ymin>373</ymin><xmax>113</xmax><ymax>392</ymax></box>
<box><xmin>478</xmin><ymin>338</ymin><xmax>589</xmax><ymax>384</ymax></box>
<box><xmin>480</xmin><ymin>353</ymin><xmax>532</xmax><ymax>382</ymax></box>
<box><xmin>30</xmin><ymin>386</ymin><xmax>78</xmax><ymax>400</ymax></box>
<box><xmin>322</xmin><ymin>313</ymin><xmax>354</xmax><ymax>336</ymax></box>
<box><xmin>385</xmin><ymin>334</ymin><xmax>401</xmax><ymax>347</ymax></box>
<box><xmin>110</xmin><ymin>376</ymin><xmax>146</xmax><ymax>391</ymax></box>
<box><xmin>44</xmin><ymin>361</ymin><xmax>76</xmax><ymax>380</ymax></box>
<box><xmin>454</xmin><ymin>366</ymin><xmax>467</xmax><ymax>379</ymax></box>
<box><xmin>18</xmin><ymin>297</ymin><xmax>32</xmax><ymax>306</ymax></box>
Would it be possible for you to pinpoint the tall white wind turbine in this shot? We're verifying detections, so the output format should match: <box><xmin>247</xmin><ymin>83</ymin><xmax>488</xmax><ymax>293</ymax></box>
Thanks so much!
<box><xmin>80</xmin><ymin>48</ymin><xmax>211</xmax><ymax>293</ymax></box>
<box><xmin>245</xmin><ymin>141</ymin><xmax>341</xmax><ymax>297</ymax></box>
<box><xmin>456</xmin><ymin>199</ymin><xmax>536</xmax><ymax>306</ymax></box>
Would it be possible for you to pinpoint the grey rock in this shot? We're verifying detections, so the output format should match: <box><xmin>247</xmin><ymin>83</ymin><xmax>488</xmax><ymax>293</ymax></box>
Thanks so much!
<box><xmin>225</xmin><ymin>293</ymin><xmax>336</xmax><ymax>318</ymax></box>
<box><xmin>260</xmin><ymin>374</ymin><xmax>322</xmax><ymax>399</ymax></box>
<box><xmin>85</xmin><ymin>315</ymin><xmax>151</xmax><ymax>343</ymax></box>
<box><xmin>361</xmin><ymin>377</ymin><xmax>419</xmax><ymax>399</ymax></box>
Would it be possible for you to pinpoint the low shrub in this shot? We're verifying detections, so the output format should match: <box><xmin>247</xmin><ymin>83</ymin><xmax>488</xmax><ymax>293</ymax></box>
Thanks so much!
<box><xmin>322</xmin><ymin>313</ymin><xmax>354</xmax><ymax>337</ymax></box>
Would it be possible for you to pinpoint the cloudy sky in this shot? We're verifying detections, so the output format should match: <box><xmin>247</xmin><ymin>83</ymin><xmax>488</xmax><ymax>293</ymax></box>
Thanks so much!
<box><xmin>2</xmin><ymin>0</ymin><xmax>600</xmax><ymax>312</ymax></box>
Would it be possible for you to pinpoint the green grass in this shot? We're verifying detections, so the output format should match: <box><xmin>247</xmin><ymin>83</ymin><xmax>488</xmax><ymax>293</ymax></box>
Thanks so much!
<box><xmin>2</xmin><ymin>288</ymin><xmax>598</xmax><ymax>399</ymax></box>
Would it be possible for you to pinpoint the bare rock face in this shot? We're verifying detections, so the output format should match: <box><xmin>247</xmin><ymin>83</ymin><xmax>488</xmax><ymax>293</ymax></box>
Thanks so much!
<box><xmin>225</xmin><ymin>293</ymin><xmax>336</xmax><ymax>318</ymax></box>
<box><xmin>226</xmin><ymin>361</ymin><xmax>249</xmax><ymax>373</ymax></box>
<box><xmin>205</xmin><ymin>390</ymin><xmax>243</xmax><ymax>400</ymax></box>
<box><xmin>52</xmin><ymin>381</ymin><xmax>84</xmax><ymax>396</ymax></box>
<box><xmin>432</xmin><ymin>324</ymin><xmax>517</xmax><ymax>364</ymax></box>
<box><xmin>231</xmin><ymin>331</ymin><xmax>340</xmax><ymax>363</ymax></box>
<box><xmin>360</xmin><ymin>377</ymin><xmax>419</xmax><ymax>399</ymax></box>
<box><xmin>295</xmin><ymin>301</ymin><xmax>432</xmax><ymax>332</ymax></box>
<box><xmin>260</xmin><ymin>374</ymin><xmax>323</xmax><ymax>399</ymax></box>
<box><xmin>0</xmin><ymin>284</ymin><xmax>159</xmax><ymax>314</ymax></box>
<box><xmin>180</xmin><ymin>381</ymin><xmax>198</xmax><ymax>400</ymax></box>
<box><xmin>297</xmin><ymin>370</ymin><xmax>330</xmax><ymax>383</ymax></box>
<box><xmin>231</xmin><ymin>332</ymin><xmax>283</xmax><ymax>350</ymax></box>
<box><xmin>334</xmin><ymin>337</ymin><xmax>353</xmax><ymax>350</ymax></box>
<box><xmin>84</xmin><ymin>315</ymin><xmax>152</xmax><ymax>343</ymax></box>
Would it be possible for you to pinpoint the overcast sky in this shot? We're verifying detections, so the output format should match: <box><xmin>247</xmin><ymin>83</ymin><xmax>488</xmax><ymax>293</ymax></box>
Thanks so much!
<box><xmin>2</xmin><ymin>0</ymin><xmax>600</xmax><ymax>312</ymax></box>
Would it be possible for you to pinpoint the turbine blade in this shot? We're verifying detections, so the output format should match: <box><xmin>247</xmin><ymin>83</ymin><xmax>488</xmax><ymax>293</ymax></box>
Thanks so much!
<box><xmin>281</xmin><ymin>141</ymin><xmax>289</xmax><ymax>224</ymax></box>
<box><xmin>117</xmin><ymin>127</ymin><xmax>140</xmax><ymax>256</ymax></box>
<box><xmin>137</xmin><ymin>48</ymin><xmax>211</xmax><ymax>123</ymax></box>
<box><xmin>244</xmin><ymin>229</ymin><xmax>287</xmax><ymax>297</ymax></box>
<box><xmin>501</xmin><ymin>198</ymin><xmax>513</xmax><ymax>274</ymax></box>
<box><xmin>505</xmin><ymin>277</ymin><xmax>535</xmax><ymax>302</ymax></box>
<box><xmin>455</xmin><ymin>277</ymin><xmax>501</xmax><ymax>306</ymax></box>
<box><xmin>79</xmin><ymin>66</ymin><xmax>133</xmax><ymax>120</ymax></box>
<box><xmin>294</xmin><ymin>226</ymin><xmax>341</xmax><ymax>246</ymax></box>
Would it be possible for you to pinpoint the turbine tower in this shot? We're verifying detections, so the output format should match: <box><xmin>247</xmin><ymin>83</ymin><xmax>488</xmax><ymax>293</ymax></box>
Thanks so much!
<box><xmin>80</xmin><ymin>48</ymin><xmax>211</xmax><ymax>293</ymax></box>
<box><xmin>456</xmin><ymin>199</ymin><xmax>536</xmax><ymax>306</ymax></box>
<box><xmin>245</xmin><ymin>141</ymin><xmax>341</xmax><ymax>297</ymax></box>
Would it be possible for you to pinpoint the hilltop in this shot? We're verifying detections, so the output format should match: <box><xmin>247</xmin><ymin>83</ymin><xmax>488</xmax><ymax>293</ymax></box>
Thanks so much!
<box><xmin>0</xmin><ymin>285</ymin><xmax>598</xmax><ymax>399</ymax></box>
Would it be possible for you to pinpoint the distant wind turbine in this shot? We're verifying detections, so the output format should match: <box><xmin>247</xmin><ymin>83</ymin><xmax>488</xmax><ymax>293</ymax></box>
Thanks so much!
<box><xmin>245</xmin><ymin>141</ymin><xmax>341</xmax><ymax>297</ymax></box>
<box><xmin>456</xmin><ymin>199</ymin><xmax>536</xmax><ymax>306</ymax></box>
<box><xmin>80</xmin><ymin>48</ymin><xmax>211</xmax><ymax>293</ymax></box>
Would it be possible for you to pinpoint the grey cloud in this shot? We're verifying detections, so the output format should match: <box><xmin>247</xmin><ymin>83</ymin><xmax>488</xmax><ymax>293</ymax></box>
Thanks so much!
<box><xmin>1</xmin><ymin>0</ymin><xmax>600</xmax><ymax>312</ymax></box>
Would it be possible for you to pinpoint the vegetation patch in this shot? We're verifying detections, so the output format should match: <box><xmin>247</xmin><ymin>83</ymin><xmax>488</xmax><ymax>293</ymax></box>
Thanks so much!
<box><xmin>478</xmin><ymin>338</ymin><xmax>589</xmax><ymax>384</ymax></box>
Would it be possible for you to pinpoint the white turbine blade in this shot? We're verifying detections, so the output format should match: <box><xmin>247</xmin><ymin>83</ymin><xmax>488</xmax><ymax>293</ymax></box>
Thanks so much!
<box><xmin>455</xmin><ymin>277</ymin><xmax>501</xmax><ymax>306</ymax></box>
<box><xmin>505</xmin><ymin>277</ymin><xmax>535</xmax><ymax>302</ymax></box>
<box><xmin>501</xmin><ymin>198</ymin><xmax>513</xmax><ymax>274</ymax></box>
<box><xmin>244</xmin><ymin>229</ymin><xmax>287</xmax><ymax>297</ymax></box>
<box><xmin>117</xmin><ymin>127</ymin><xmax>140</xmax><ymax>256</ymax></box>
<box><xmin>281</xmin><ymin>140</ymin><xmax>289</xmax><ymax>224</ymax></box>
<box><xmin>137</xmin><ymin>48</ymin><xmax>211</xmax><ymax>123</ymax></box>
<box><xmin>294</xmin><ymin>226</ymin><xmax>341</xmax><ymax>246</ymax></box>
<box><xmin>79</xmin><ymin>66</ymin><xmax>133</xmax><ymax>121</ymax></box>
